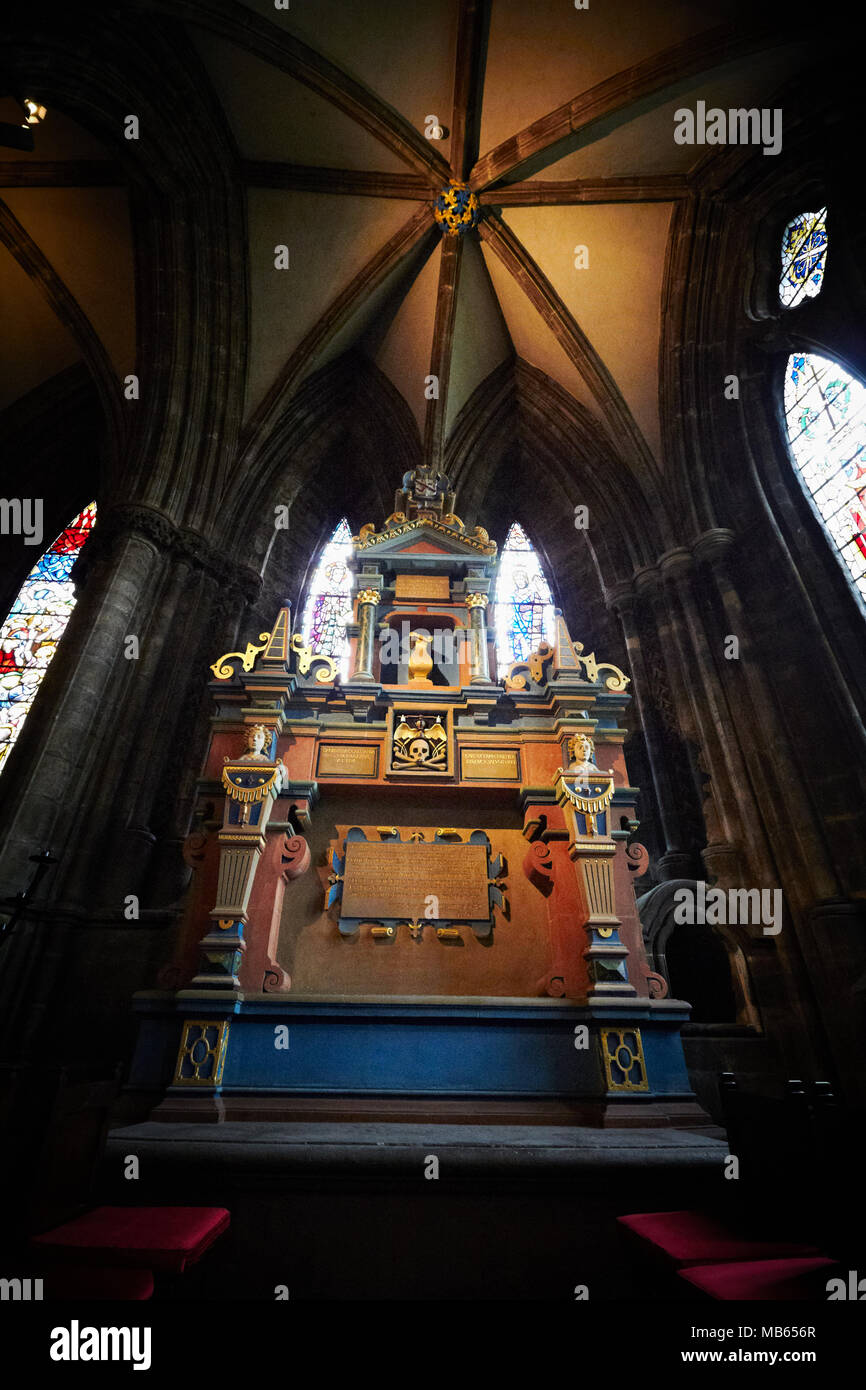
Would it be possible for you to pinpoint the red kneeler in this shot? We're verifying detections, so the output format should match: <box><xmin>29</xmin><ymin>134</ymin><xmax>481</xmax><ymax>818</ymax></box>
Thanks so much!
<box><xmin>616</xmin><ymin>1211</ymin><xmax>820</xmax><ymax>1269</ymax></box>
<box><xmin>32</xmin><ymin>1206</ymin><xmax>230</xmax><ymax>1297</ymax></box>
<box><xmin>678</xmin><ymin>1256</ymin><xmax>840</xmax><ymax>1301</ymax></box>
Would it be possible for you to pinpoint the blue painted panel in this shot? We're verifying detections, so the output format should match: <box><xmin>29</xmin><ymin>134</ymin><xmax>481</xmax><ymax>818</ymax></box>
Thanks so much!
<box><xmin>225</xmin><ymin>1013</ymin><xmax>603</xmax><ymax>1095</ymax></box>
<box><xmin>638</xmin><ymin>1022</ymin><xmax>693</xmax><ymax>1095</ymax></box>
<box><xmin>129</xmin><ymin>997</ymin><xmax>695</xmax><ymax>1101</ymax></box>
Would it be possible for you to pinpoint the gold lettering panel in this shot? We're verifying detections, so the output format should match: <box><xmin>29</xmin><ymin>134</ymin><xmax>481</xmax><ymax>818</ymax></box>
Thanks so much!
<box><xmin>394</xmin><ymin>574</ymin><xmax>451</xmax><ymax>601</ymax></box>
<box><xmin>317</xmin><ymin>743</ymin><xmax>379</xmax><ymax>778</ymax></box>
<box><xmin>341</xmin><ymin>841</ymin><xmax>489</xmax><ymax>922</ymax></box>
<box><xmin>460</xmin><ymin>747</ymin><xmax>520</xmax><ymax>781</ymax></box>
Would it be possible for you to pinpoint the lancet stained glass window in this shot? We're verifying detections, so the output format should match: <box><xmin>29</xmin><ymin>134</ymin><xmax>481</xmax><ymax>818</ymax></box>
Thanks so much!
<box><xmin>493</xmin><ymin>522</ymin><xmax>556</xmax><ymax>667</ymax></box>
<box><xmin>0</xmin><ymin>501</ymin><xmax>96</xmax><ymax>774</ymax></box>
<box><xmin>301</xmin><ymin>517</ymin><xmax>354</xmax><ymax>678</ymax></box>
<box><xmin>780</xmin><ymin>208</ymin><xmax>828</xmax><ymax>308</ymax></box>
<box><xmin>784</xmin><ymin>353</ymin><xmax>866</xmax><ymax>600</ymax></box>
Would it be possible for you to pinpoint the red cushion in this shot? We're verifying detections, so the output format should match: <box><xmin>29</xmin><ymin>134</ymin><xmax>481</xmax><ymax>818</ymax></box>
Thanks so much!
<box><xmin>617</xmin><ymin>1211</ymin><xmax>819</xmax><ymax>1268</ymax></box>
<box><xmin>45</xmin><ymin>1266</ymin><xmax>154</xmax><ymax>1300</ymax></box>
<box><xmin>32</xmin><ymin>1206</ymin><xmax>230</xmax><ymax>1272</ymax></box>
<box><xmin>679</xmin><ymin>1257</ymin><xmax>840</xmax><ymax>1301</ymax></box>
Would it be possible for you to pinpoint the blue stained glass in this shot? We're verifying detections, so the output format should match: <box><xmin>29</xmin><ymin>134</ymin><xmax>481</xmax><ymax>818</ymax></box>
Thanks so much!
<box><xmin>493</xmin><ymin>522</ymin><xmax>555</xmax><ymax>669</ymax></box>
<box><xmin>780</xmin><ymin>208</ymin><xmax>828</xmax><ymax>308</ymax></box>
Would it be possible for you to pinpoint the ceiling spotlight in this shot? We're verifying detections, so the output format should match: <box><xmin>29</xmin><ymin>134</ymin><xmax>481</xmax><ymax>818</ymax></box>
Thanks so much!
<box><xmin>21</xmin><ymin>98</ymin><xmax>47</xmax><ymax>126</ymax></box>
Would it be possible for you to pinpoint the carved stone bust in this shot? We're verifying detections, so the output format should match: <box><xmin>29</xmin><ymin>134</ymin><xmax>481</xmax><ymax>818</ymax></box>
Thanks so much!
<box><xmin>236</xmin><ymin>724</ymin><xmax>287</xmax><ymax>792</ymax></box>
<box><xmin>568</xmin><ymin>732</ymin><xmax>597</xmax><ymax>772</ymax></box>
<box><xmin>239</xmin><ymin>723</ymin><xmax>271</xmax><ymax>762</ymax></box>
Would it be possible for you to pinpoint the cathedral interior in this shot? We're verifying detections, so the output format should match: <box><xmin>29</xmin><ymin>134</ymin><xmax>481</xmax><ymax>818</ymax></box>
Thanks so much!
<box><xmin>1</xmin><ymin>0</ymin><xmax>865</xmax><ymax>1313</ymax></box>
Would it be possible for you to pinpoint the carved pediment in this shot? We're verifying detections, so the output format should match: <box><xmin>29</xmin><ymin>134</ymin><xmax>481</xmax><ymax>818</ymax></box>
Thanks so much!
<box><xmin>354</xmin><ymin>517</ymin><xmax>497</xmax><ymax>561</ymax></box>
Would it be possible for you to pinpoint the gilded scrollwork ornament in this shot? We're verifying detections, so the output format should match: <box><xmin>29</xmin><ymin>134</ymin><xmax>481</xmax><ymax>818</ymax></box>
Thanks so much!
<box><xmin>210</xmin><ymin>632</ymin><xmax>271</xmax><ymax>680</ymax></box>
<box><xmin>289</xmin><ymin>632</ymin><xmax>338</xmax><ymax>684</ymax></box>
<box><xmin>503</xmin><ymin>637</ymin><xmax>629</xmax><ymax>694</ymax></box>
<box><xmin>503</xmin><ymin>640</ymin><xmax>555</xmax><ymax>690</ymax></box>
<box><xmin>573</xmin><ymin>641</ymin><xmax>630</xmax><ymax>692</ymax></box>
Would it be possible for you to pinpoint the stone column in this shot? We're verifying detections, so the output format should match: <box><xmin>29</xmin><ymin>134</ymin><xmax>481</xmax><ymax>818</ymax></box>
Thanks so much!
<box><xmin>353</xmin><ymin>587</ymin><xmax>380</xmax><ymax>681</ymax></box>
<box><xmin>465</xmin><ymin>592</ymin><xmax>491</xmax><ymax>684</ymax></box>
<box><xmin>608</xmin><ymin>580</ymin><xmax>696</xmax><ymax>879</ymax></box>
<box><xmin>658</xmin><ymin>546</ymin><xmax>754</xmax><ymax>883</ymax></box>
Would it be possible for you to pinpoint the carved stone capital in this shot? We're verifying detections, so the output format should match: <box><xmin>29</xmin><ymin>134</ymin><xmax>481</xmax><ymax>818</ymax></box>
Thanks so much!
<box><xmin>701</xmin><ymin>841</ymin><xmax>744</xmax><ymax>887</ymax></box>
<box><xmin>605</xmin><ymin>580</ymin><xmax>636</xmax><ymax>616</ymax></box>
<box><xmin>632</xmin><ymin>564</ymin><xmax>662</xmax><ymax>597</ymax></box>
<box><xmin>658</xmin><ymin>548</ymin><xmax>694</xmax><ymax>582</ymax></box>
<box><xmin>693</xmin><ymin>528</ymin><xmax>737</xmax><ymax>569</ymax></box>
<box><xmin>71</xmin><ymin>502</ymin><xmax>261</xmax><ymax>604</ymax></box>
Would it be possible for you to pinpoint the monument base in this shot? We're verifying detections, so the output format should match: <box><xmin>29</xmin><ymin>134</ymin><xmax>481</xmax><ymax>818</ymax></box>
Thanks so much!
<box><xmin>129</xmin><ymin>992</ymin><xmax>704</xmax><ymax>1127</ymax></box>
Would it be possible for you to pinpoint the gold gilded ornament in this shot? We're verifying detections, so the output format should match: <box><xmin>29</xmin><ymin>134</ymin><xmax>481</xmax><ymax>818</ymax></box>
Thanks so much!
<box><xmin>210</xmin><ymin>632</ymin><xmax>271</xmax><ymax>680</ymax></box>
<box><xmin>504</xmin><ymin>640</ymin><xmax>555</xmax><ymax>690</ymax></box>
<box><xmin>290</xmin><ymin>633</ymin><xmax>338</xmax><ymax>684</ymax></box>
<box><xmin>221</xmin><ymin>763</ymin><xmax>283</xmax><ymax>803</ymax></box>
<box><xmin>573</xmin><ymin>642</ymin><xmax>630</xmax><ymax>692</ymax></box>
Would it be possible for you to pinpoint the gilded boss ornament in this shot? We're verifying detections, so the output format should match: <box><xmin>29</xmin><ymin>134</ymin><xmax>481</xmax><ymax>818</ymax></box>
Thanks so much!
<box><xmin>434</xmin><ymin>181</ymin><xmax>480</xmax><ymax>235</ymax></box>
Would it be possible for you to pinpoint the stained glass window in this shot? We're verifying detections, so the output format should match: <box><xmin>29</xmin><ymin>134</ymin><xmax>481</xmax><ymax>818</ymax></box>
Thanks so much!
<box><xmin>300</xmin><ymin>517</ymin><xmax>354</xmax><ymax>678</ymax></box>
<box><xmin>780</xmin><ymin>208</ymin><xmax>828</xmax><ymax>308</ymax></box>
<box><xmin>784</xmin><ymin>353</ymin><xmax>866</xmax><ymax>601</ymax></box>
<box><xmin>0</xmin><ymin>501</ymin><xmax>96</xmax><ymax>775</ymax></box>
<box><xmin>493</xmin><ymin>522</ymin><xmax>556</xmax><ymax>668</ymax></box>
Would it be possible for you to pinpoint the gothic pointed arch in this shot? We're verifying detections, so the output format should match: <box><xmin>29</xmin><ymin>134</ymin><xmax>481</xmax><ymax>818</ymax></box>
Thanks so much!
<box><xmin>227</xmin><ymin>353</ymin><xmax>422</xmax><ymax>618</ymax></box>
<box><xmin>446</xmin><ymin>358</ymin><xmax>667</xmax><ymax>592</ymax></box>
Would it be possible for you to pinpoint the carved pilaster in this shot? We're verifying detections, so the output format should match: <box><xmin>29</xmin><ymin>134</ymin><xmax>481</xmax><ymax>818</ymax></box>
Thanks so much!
<box><xmin>189</xmin><ymin>732</ymin><xmax>287</xmax><ymax>991</ymax></box>
<box><xmin>522</xmin><ymin>833</ymin><xmax>584</xmax><ymax>999</ymax></box>
<box><xmin>554</xmin><ymin>753</ymin><xmax>635</xmax><ymax>999</ymax></box>
<box><xmin>247</xmin><ymin>832</ymin><xmax>311</xmax><ymax>994</ymax></box>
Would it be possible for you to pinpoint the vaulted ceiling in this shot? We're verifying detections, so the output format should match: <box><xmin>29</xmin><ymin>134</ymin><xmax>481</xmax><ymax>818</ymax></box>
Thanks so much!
<box><xmin>0</xmin><ymin>0</ymin><xmax>816</xmax><ymax>525</ymax></box>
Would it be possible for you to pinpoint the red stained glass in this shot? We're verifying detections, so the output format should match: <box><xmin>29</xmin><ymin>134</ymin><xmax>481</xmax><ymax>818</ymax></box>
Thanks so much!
<box><xmin>0</xmin><ymin>502</ymin><xmax>96</xmax><ymax>773</ymax></box>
